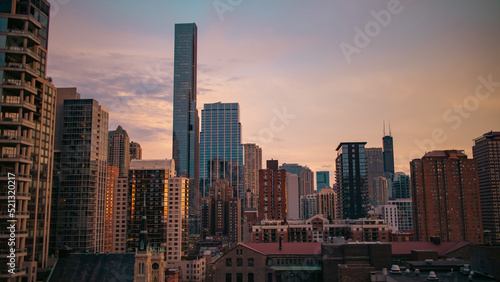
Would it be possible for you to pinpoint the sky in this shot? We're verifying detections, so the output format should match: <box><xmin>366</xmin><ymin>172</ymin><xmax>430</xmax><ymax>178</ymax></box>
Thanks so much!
<box><xmin>46</xmin><ymin>0</ymin><xmax>500</xmax><ymax>182</ymax></box>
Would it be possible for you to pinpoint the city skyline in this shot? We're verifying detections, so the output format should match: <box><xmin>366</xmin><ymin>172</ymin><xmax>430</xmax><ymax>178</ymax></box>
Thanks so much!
<box><xmin>46</xmin><ymin>0</ymin><xmax>500</xmax><ymax>178</ymax></box>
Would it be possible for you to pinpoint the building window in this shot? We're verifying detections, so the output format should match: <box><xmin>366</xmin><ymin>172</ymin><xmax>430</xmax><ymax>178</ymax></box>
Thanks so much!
<box><xmin>237</xmin><ymin>273</ymin><xmax>243</xmax><ymax>282</ymax></box>
<box><xmin>226</xmin><ymin>273</ymin><xmax>232</xmax><ymax>282</ymax></box>
<box><xmin>226</xmin><ymin>258</ymin><xmax>232</xmax><ymax>267</ymax></box>
<box><xmin>237</xmin><ymin>258</ymin><xmax>242</xmax><ymax>267</ymax></box>
<box><xmin>248</xmin><ymin>258</ymin><xmax>254</xmax><ymax>267</ymax></box>
<box><xmin>268</xmin><ymin>273</ymin><xmax>273</xmax><ymax>282</ymax></box>
<box><xmin>248</xmin><ymin>273</ymin><xmax>255</xmax><ymax>282</ymax></box>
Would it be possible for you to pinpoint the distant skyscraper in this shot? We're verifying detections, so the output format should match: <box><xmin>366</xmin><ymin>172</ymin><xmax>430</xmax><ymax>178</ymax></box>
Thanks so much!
<box><xmin>316</xmin><ymin>171</ymin><xmax>330</xmax><ymax>192</ymax></box>
<box><xmin>130</xmin><ymin>141</ymin><xmax>142</xmax><ymax>160</ymax></box>
<box><xmin>172</xmin><ymin>22</ymin><xmax>199</xmax><ymax>236</ymax></box>
<box><xmin>243</xmin><ymin>143</ymin><xmax>262</xmax><ymax>208</ymax></box>
<box><xmin>287</xmin><ymin>173</ymin><xmax>300</xmax><ymax>220</ymax></box>
<box><xmin>382</xmin><ymin>123</ymin><xmax>395</xmax><ymax>179</ymax></box>
<box><xmin>105</xmin><ymin>166</ymin><xmax>119</xmax><ymax>252</ymax></box>
<box><xmin>392</xmin><ymin>172</ymin><xmax>411</xmax><ymax>199</ymax></box>
<box><xmin>0</xmin><ymin>2</ymin><xmax>55</xmax><ymax>280</ymax></box>
<box><xmin>318</xmin><ymin>188</ymin><xmax>337</xmax><ymax>221</ymax></box>
<box><xmin>373</xmin><ymin>176</ymin><xmax>389</xmax><ymax>206</ymax></box>
<box><xmin>259</xmin><ymin>160</ymin><xmax>287</xmax><ymax>221</ymax></box>
<box><xmin>199</xmin><ymin>102</ymin><xmax>243</xmax><ymax>198</ymax></box>
<box><xmin>365</xmin><ymin>147</ymin><xmax>384</xmax><ymax>204</ymax></box>
<box><xmin>300</xmin><ymin>168</ymin><xmax>314</xmax><ymax>197</ymax></box>
<box><xmin>300</xmin><ymin>193</ymin><xmax>318</xmax><ymax>220</ymax></box>
<box><xmin>280</xmin><ymin>163</ymin><xmax>306</xmax><ymax>176</ymax></box>
<box><xmin>108</xmin><ymin>125</ymin><xmax>130</xmax><ymax>177</ymax></box>
<box><xmin>411</xmin><ymin>150</ymin><xmax>483</xmax><ymax>244</ymax></box>
<box><xmin>201</xmin><ymin>179</ymin><xmax>241</xmax><ymax>244</ymax></box>
<box><xmin>389</xmin><ymin>198</ymin><xmax>413</xmax><ymax>232</ymax></box>
<box><xmin>335</xmin><ymin>142</ymin><xmax>369</xmax><ymax>219</ymax></box>
<box><xmin>51</xmin><ymin>97</ymin><xmax>109</xmax><ymax>253</ymax></box>
<box><xmin>128</xmin><ymin>159</ymin><xmax>176</xmax><ymax>251</ymax></box>
<box><xmin>473</xmin><ymin>131</ymin><xmax>500</xmax><ymax>244</ymax></box>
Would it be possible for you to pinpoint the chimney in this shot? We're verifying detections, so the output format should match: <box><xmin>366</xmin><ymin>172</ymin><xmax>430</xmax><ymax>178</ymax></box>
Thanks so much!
<box><xmin>279</xmin><ymin>236</ymin><xmax>282</xmax><ymax>251</ymax></box>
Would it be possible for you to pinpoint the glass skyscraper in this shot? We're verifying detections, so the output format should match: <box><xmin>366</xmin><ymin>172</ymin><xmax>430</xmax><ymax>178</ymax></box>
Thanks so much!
<box><xmin>172</xmin><ymin>23</ymin><xmax>199</xmax><ymax>235</ymax></box>
<box><xmin>316</xmin><ymin>171</ymin><xmax>330</xmax><ymax>192</ymax></box>
<box><xmin>199</xmin><ymin>102</ymin><xmax>242</xmax><ymax>198</ymax></box>
<box><xmin>335</xmin><ymin>142</ymin><xmax>368</xmax><ymax>219</ymax></box>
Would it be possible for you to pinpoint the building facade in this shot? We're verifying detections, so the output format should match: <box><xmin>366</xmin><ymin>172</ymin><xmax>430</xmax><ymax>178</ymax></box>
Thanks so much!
<box><xmin>473</xmin><ymin>131</ymin><xmax>500</xmax><ymax>244</ymax></box>
<box><xmin>105</xmin><ymin>166</ymin><xmax>119</xmax><ymax>252</ymax></box>
<box><xmin>112</xmin><ymin>177</ymin><xmax>128</xmax><ymax>253</ymax></box>
<box><xmin>0</xmin><ymin>1</ymin><xmax>55</xmax><ymax>280</ymax></box>
<box><xmin>373</xmin><ymin>176</ymin><xmax>389</xmax><ymax>206</ymax></box>
<box><xmin>127</xmin><ymin>159</ymin><xmax>175</xmax><ymax>251</ymax></box>
<box><xmin>243</xmin><ymin>143</ymin><xmax>262</xmax><ymax>209</ymax></box>
<box><xmin>51</xmin><ymin>97</ymin><xmax>109</xmax><ymax>254</ymax></box>
<box><xmin>335</xmin><ymin>142</ymin><xmax>368</xmax><ymax>219</ymax></box>
<box><xmin>129</xmin><ymin>141</ymin><xmax>142</xmax><ymax>160</ymax></box>
<box><xmin>199</xmin><ymin>102</ymin><xmax>242</xmax><ymax>198</ymax></box>
<box><xmin>318</xmin><ymin>188</ymin><xmax>337</xmax><ymax>221</ymax></box>
<box><xmin>108</xmin><ymin>125</ymin><xmax>130</xmax><ymax>177</ymax></box>
<box><xmin>411</xmin><ymin>150</ymin><xmax>483</xmax><ymax>244</ymax></box>
<box><xmin>365</xmin><ymin>147</ymin><xmax>384</xmax><ymax>204</ymax></box>
<box><xmin>286</xmin><ymin>173</ymin><xmax>300</xmax><ymax>220</ymax></box>
<box><xmin>172</xmin><ymin>23</ymin><xmax>199</xmax><ymax>236</ymax></box>
<box><xmin>316</xmin><ymin>171</ymin><xmax>330</xmax><ymax>192</ymax></box>
<box><xmin>389</xmin><ymin>198</ymin><xmax>413</xmax><ymax>232</ymax></box>
<box><xmin>300</xmin><ymin>193</ymin><xmax>318</xmax><ymax>220</ymax></box>
<box><xmin>392</xmin><ymin>172</ymin><xmax>411</xmax><ymax>199</ymax></box>
<box><xmin>259</xmin><ymin>160</ymin><xmax>287</xmax><ymax>221</ymax></box>
<box><xmin>166</xmin><ymin>177</ymin><xmax>190</xmax><ymax>267</ymax></box>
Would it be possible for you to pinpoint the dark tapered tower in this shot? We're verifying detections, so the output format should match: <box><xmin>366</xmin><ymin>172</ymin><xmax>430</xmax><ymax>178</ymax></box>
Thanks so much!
<box><xmin>172</xmin><ymin>23</ymin><xmax>199</xmax><ymax>235</ymax></box>
<box><xmin>382</xmin><ymin>122</ymin><xmax>395</xmax><ymax>178</ymax></box>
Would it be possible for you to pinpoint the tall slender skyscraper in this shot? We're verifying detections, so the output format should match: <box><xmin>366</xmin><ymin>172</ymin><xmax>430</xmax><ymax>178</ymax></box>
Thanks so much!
<box><xmin>335</xmin><ymin>142</ymin><xmax>368</xmax><ymax>219</ymax></box>
<box><xmin>199</xmin><ymin>102</ymin><xmax>242</xmax><ymax>198</ymax></box>
<box><xmin>365</xmin><ymin>147</ymin><xmax>384</xmax><ymax>204</ymax></box>
<box><xmin>0</xmin><ymin>2</ymin><xmax>55</xmax><ymax>280</ymax></box>
<box><xmin>473</xmin><ymin>131</ymin><xmax>500</xmax><ymax>244</ymax></box>
<box><xmin>172</xmin><ymin>23</ymin><xmax>199</xmax><ymax>235</ymax></box>
<box><xmin>382</xmin><ymin>123</ymin><xmax>395</xmax><ymax>179</ymax></box>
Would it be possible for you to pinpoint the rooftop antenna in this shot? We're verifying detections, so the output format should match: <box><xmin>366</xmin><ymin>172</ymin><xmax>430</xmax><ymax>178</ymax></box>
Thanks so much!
<box><xmin>389</xmin><ymin>121</ymin><xmax>392</xmax><ymax>136</ymax></box>
<box><xmin>383</xmin><ymin>120</ymin><xmax>386</xmax><ymax>136</ymax></box>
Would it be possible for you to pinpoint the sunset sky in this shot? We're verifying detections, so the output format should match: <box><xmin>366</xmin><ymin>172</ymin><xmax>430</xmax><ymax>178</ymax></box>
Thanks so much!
<box><xmin>46</xmin><ymin>0</ymin><xmax>500</xmax><ymax>181</ymax></box>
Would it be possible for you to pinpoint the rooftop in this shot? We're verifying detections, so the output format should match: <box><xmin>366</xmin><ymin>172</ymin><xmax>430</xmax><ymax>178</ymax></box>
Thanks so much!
<box><xmin>241</xmin><ymin>242</ymin><xmax>322</xmax><ymax>256</ymax></box>
<box><xmin>390</xmin><ymin>241</ymin><xmax>470</xmax><ymax>256</ymax></box>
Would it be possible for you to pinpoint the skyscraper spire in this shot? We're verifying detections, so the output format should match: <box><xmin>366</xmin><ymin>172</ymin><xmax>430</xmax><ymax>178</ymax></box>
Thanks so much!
<box><xmin>383</xmin><ymin>120</ymin><xmax>386</xmax><ymax>137</ymax></box>
<box><xmin>389</xmin><ymin>121</ymin><xmax>392</xmax><ymax>137</ymax></box>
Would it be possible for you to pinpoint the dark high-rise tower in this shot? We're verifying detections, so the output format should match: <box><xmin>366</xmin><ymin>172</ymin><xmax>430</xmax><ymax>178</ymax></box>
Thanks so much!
<box><xmin>172</xmin><ymin>23</ymin><xmax>199</xmax><ymax>235</ymax></box>
<box><xmin>473</xmin><ymin>131</ymin><xmax>500</xmax><ymax>244</ymax></box>
<box><xmin>335</xmin><ymin>142</ymin><xmax>368</xmax><ymax>219</ymax></box>
<box><xmin>108</xmin><ymin>125</ymin><xmax>130</xmax><ymax>177</ymax></box>
<box><xmin>0</xmin><ymin>2</ymin><xmax>55</xmax><ymax>281</ymax></box>
<box><xmin>382</xmin><ymin>122</ymin><xmax>394</xmax><ymax>179</ymax></box>
<box><xmin>172</xmin><ymin>23</ymin><xmax>198</xmax><ymax>179</ymax></box>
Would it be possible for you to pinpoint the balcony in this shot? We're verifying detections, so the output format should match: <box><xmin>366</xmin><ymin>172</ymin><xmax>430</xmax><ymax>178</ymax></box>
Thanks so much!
<box><xmin>0</xmin><ymin>28</ymin><xmax>41</xmax><ymax>44</ymax></box>
<box><xmin>0</xmin><ymin>97</ymin><xmax>37</xmax><ymax>112</ymax></box>
<box><xmin>0</xmin><ymin>267</ymin><xmax>27</xmax><ymax>278</ymax></box>
<box><xmin>0</xmin><ymin>117</ymin><xmax>36</xmax><ymax>129</ymax></box>
<box><xmin>0</xmin><ymin>248</ymin><xmax>27</xmax><ymax>257</ymax></box>
<box><xmin>1</xmin><ymin>46</ymin><xmax>41</xmax><ymax>61</ymax></box>
<box><xmin>0</xmin><ymin>153</ymin><xmax>33</xmax><ymax>164</ymax></box>
<box><xmin>0</xmin><ymin>135</ymin><xmax>35</xmax><ymax>145</ymax></box>
<box><xmin>0</xmin><ymin>211</ymin><xmax>29</xmax><ymax>219</ymax></box>
<box><xmin>2</xmin><ymin>78</ymin><xmax>38</xmax><ymax>94</ymax></box>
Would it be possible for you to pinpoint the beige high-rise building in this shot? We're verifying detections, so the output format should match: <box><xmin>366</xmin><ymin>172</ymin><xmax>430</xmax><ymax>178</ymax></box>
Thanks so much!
<box><xmin>243</xmin><ymin>143</ymin><xmax>262</xmax><ymax>208</ymax></box>
<box><xmin>105</xmin><ymin>166</ymin><xmax>119</xmax><ymax>252</ymax></box>
<box><xmin>318</xmin><ymin>188</ymin><xmax>337</xmax><ymax>221</ymax></box>
<box><xmin>165</xmin><ymin>177</ymin><xmax>190</xmax><ymax>267</ymax></box>
<box><xmin>373</xmin><ymin>176</ymin><xmax>389</xmax><ymax>206</ymax></box>
<box><xmin>130</xmin><ymin>141</ymin><xmax>142</xmax><ymax>160</ymax></box>
<box><xmin>108</xmin><ymin>125</ymin><xmax>130</xmax><ymax>177</ymax></box>
<box><xmin>112</xmin><ymin>177</ymin><xmax>128</xmax><ymax>253</ymax></box>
